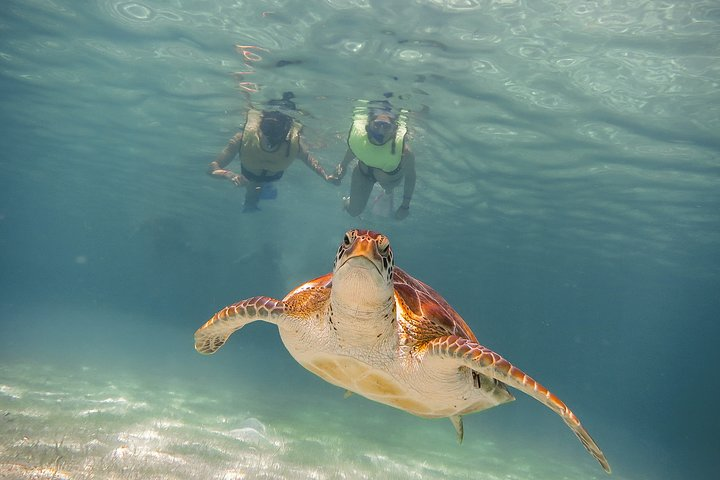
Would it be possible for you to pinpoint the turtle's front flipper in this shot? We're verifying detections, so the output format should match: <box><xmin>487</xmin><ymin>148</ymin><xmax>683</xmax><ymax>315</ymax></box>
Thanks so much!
<box><xmin>195</xmin><ymin>296</ymin><xmax>285</xmax><ymax>354</ymax></box>
<box><xmin>425</xmin><ymin>335</ymin><xmax>611</xmax><ymax>474</ymax></box>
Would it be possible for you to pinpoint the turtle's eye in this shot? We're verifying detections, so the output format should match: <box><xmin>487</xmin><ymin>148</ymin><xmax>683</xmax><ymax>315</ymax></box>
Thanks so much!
<box><xmin>378</xmin><ymin>237</ymin><xmax>390</xmax><ymax>254</ymax></box>
<box><xmin>343</xmin><ymin>233</ymin><xmax>352</xmax><ymax>246</ymax></box>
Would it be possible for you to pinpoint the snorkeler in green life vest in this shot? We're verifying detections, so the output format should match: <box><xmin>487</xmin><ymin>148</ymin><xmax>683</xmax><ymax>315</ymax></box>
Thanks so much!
<box><xmin>332</xmin><ymin>101</ymin><xmax>416</xmax><ymax>220</ymax></box>
<box><xmin>207</xmin><ymin>92</ymin><xmax>339</xmax><ymax>212</ymax></box>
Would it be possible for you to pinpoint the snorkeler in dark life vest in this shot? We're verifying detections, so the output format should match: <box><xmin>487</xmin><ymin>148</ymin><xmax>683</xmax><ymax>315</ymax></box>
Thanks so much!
<box><xmin>207</xmin><ymin>92</ymin><xmax>338</xmax><ymax>212</ymax></box>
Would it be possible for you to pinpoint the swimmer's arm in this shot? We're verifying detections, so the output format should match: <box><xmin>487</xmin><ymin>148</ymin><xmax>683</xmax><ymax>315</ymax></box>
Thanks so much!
<box><xmin>208</xmin><ymin>131</ymin><xmax>243</xmax><ymax>180</ymax></box>
<box><xmin>298</xmin><ymin>137</ymin><xmax>334</xmax><ymax>183</ymax></box>
<box><xmin>400</xmin><ymin>149</ymin><xmax>416</xmax><ymax>208</ymax></box>
<box><xmin>333</xmin><ymin>148</ymin><xmax>356</xmax><ymax>181</ymax></box>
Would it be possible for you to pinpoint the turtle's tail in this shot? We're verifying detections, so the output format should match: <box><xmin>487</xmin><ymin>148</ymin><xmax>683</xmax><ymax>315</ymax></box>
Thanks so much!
<box><xmin>194</xmin><ymin>296</ymin><xmax>285</xmax><ymax>354</ymax></box>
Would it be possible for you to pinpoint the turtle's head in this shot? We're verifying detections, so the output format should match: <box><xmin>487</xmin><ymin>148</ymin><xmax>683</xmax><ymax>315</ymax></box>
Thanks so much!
<box><xmin>332</xmin><ymin>229</ymin><xmax>394</xmax><ymax>314</ymax></box>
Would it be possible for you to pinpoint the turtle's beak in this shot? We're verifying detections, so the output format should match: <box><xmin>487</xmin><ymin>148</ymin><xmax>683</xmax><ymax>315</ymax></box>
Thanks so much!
<box><xmin>338</xmin><ymin>255</ymin><xmax>382</xmax><ymax>275</ymax></box>
<box><xmin>337</xmin><ymin>238</ymin><xmax>384</xmax><ymax>275</ymax></box>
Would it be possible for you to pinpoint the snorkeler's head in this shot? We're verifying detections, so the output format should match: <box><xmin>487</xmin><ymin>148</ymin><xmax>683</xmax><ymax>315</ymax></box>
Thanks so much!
<box><xmin>260</xmin><ymin>110</ymin><xmax>293</xmax><ymax>147</ymax></box>
<box><xmin>259</xmin><ymin>92</ymin><xmax>297</xmax><ymax>146</ymax></box>
<box><xmin>366</xmin><ymin>109</ymin><xmax>398</xmax><ymax>145</ymax></box>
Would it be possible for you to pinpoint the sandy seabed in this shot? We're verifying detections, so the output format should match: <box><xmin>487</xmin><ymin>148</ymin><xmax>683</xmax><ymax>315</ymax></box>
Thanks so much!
<box><xmin>0</xmin><ymin>358</ymin><xmax>614</xmax><ymax>480</ymax></box>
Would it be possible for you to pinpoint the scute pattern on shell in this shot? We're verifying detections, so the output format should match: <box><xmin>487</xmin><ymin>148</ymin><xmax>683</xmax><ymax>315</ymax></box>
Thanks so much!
<box><xmin>393</xmin><ymin>267</ymin><xmax>478</xmax><ymax>345</ymax></box>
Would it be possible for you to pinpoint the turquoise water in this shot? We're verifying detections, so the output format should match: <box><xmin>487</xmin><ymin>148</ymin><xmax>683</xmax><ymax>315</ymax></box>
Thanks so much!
<box><xmin>1</xmin><ymin>1</ymin><xmax>719</xmax><ymax>479</ymax></box>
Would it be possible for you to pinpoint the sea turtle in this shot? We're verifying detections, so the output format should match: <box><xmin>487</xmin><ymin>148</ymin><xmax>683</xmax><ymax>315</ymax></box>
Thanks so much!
<box><xmin>194</xmin><ymin>229</ymin><xmax>611</xmax><ymax>474</ymax></box>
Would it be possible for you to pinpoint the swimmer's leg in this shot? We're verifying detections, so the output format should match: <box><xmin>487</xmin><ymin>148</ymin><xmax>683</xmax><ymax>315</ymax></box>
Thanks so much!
<box><xmin>345</xmin><ymin>164</ymin><xmax>375</xmax><ymax>217</ymax></box>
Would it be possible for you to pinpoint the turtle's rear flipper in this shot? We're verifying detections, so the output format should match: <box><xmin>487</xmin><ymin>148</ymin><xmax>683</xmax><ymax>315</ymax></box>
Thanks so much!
<box><xmin>194</xmin><ymin>296</ymin><xmax>285</xmax><ymax>354</ymax></box>
<box><xmin>450</xmin><ymin>415</ymin><xmax>463</xmax><ymax>444</ymax></box>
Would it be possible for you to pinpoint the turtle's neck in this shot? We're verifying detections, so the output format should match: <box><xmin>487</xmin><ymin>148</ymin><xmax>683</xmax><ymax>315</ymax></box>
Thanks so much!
<box><xmin>330</xmin><ymin>301</ymin><xmax>396</xmax><ymax>350</ymax></box>
<box><xmin>330</xmin><ymin>268</ymin><xmax>396</xmax><ymax>347</ymax></box>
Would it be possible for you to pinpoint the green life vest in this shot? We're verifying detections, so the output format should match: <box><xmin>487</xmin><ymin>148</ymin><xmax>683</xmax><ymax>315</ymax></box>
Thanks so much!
<box><xmin>347</xmin><ymin>114</ymin><xmax>407</xmax><ymax>173</ymax></box>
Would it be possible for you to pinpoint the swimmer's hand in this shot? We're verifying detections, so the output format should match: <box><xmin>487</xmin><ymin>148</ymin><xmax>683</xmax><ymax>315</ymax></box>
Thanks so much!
<box><xmin>333</xmin><ymin>164</ymin><xmax>345</xmax><ymax>180</ymax></box>
<box><xmin>395</xmin><ymin>205</ymin><xmax>410</xmax><ymax>220</ymax></box>
<box><xmin>222</xmin><ymin>171</ymin><xmax>246</xmax><ymax>186</ymax></box>
<box><xmin>325</xmin><ymin>174</ymin><xmax>342</xmax><ymax>186</ymax></box>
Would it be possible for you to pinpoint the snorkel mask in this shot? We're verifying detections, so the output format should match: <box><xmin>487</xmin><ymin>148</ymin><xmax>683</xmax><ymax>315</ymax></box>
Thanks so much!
<box><xmin>260</xmin><ymin>111</ymin><xmax>292</xmax><ymax>147</ymax></box>
<box><xmin>260</xmin><ymin>91</ymin><xmax>297</xmax><ymax>147</ymax></box>
<box><xmin>366</xmin><ymin>116</ymin><xmax>396</xmax><ymax>144</ymax></box>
